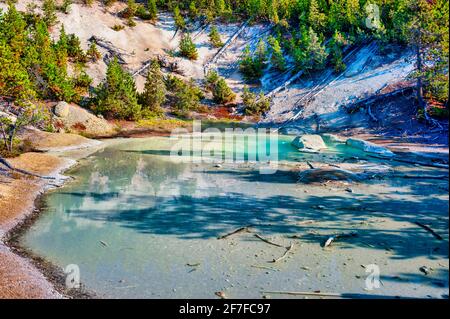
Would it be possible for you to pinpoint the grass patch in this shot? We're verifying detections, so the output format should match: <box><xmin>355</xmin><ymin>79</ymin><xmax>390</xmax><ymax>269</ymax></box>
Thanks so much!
<box><xmin>136</xmin><ymin>118</ymin><xmax>254</xmax><ymax>133</ymax></box>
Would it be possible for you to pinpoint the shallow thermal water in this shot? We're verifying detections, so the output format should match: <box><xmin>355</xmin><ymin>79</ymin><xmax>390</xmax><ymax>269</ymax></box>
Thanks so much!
<box><xmin>21</xmin><ymin>134</ymin><xmax>449</xmax><ymax>298</ymax></box>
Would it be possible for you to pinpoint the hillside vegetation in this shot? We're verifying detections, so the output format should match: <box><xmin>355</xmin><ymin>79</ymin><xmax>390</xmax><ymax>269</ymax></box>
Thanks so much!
<box><xmin>0</xmin><ymin>0</ymin><xmax>448</xmax><ymax>156</ymax></box>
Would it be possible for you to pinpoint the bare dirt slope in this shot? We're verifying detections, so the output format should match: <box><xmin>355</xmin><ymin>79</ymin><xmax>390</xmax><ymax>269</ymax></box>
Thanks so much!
<box><xmin>262</xmin><ymin>43</ymin><xmax>416</xmax><ymax>131</ymax></box>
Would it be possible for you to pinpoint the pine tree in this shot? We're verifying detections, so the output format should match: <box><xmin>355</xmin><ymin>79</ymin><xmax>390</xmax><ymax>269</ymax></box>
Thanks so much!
<box><xmin>179</xmin><ymin>33</ymin><xmax>198</xmax><ymax>60</ymax></box>
<box><xmin>188</xmin><ymin>1</ymin><xmax>199</xmax><ymax>20</ymax></box>
<box><xmin>61</xmin><ymin>0</ymin><xmax>72</xmax><ymax>14</ymax></box>
<box><xmin>92</xmin><ymin>57</ymin><xmax>141</xmax><ymax>120</ymax></box>
<box><xmin>268</xmin><ymin>36</ymin><xmax>286</xmax><ymax>71</ymax></box>
<box><xmin>242</xmin><ymin>86</ymin><xmax>270</xmax><ymax>115</ymax></box>
<box><xmin>87</xmin><ymin>41</ymin><xmax>101</xmax><ymax>62</ymax></box>
<box><xmin>329</xmin><ymin>30</ymin><xmax>347</xmax><ymax>73</ymax></box>
<box><xmin>126</xmin><ymin>0</ymin><xmax>137</xmax><ymax>26</ymax></box>
<box><xmin>308</xmin><ymin>0</ymin><xmax>326</xmax><ymax>32</ymax></box>
<box><xmin>148</xmin><ymin>0</ymin><xmax>158</xmax><ymax>21</ymax></box>
<box><xmin>407</xmin><ymin>0</ymin><xmax>449</xmax><ymax>111</ymax></box>
<box><xmin>215</xmin><ymin>0</ymin><xmax>226</xmax><ymax>16</ymax></box>
<box><xmin>140</xmin><ymin>59</ymin><xmax>166</xmax><ymax>114</ymax></box>
<box><xmin>303</xmin><ymin>27</ymin><xmax>328</xmax><ymax>70</ymax></box>
<box><xmin>173</xmin><ymin>6</ymin><xmax>185</xmax><ymax>30</ymax></box>
<box><xmin>209</xmin><ymin>26</ymin><xmax>223</xmax><ymax>48</ymax></box>
<box><xmin>213</xmin><ymin>78</ymin><xmax>235</xmax><ymax>104</ymax></box>
<box><xmin>255</xmin><ymin>39</ymin><xmax>268</xmax><ymax>65</ymax></box>
<box><xmin>42</xmin><ymin>0</ymin><xmax>57</xmax><ymax>27</ymax></box>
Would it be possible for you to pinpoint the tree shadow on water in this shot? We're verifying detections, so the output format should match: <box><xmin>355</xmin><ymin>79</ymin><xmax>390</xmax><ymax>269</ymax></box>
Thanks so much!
<box><xmin>59</xmin><ymin>187</ymin><xmax>449</xmax><ymax>261</ymax></box>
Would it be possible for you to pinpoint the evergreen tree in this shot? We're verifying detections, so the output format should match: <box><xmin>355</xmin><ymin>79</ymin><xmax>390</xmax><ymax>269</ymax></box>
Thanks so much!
<box><xmin>92</xmin><ymin>57</ymin><xmax>141</xmax><ymax>120</ymax></box>
<box><xmin>140</xmin><ymin>59</ymin><xmax>166</xmax><ymax>114</ymax></box>
<box><xmin>329</xmin><ymin>30</ymin><xmax>347</xmax><ymax>73</ymax></box>
<box><xmin>148</xmin><ymin>0</ymin><xmax>158</xmax><ymax>21</ymax></box>
<box><xmin>308</xmin><ymin>0</ymin><xmax>326</xmax><ymax>33</ymax></box>
<box><xmin>213</xmin><ymin>78</ymin><xmax>235</xmax><ymax>104</ymax></box>
<box><xmin>209</xmin><ymin>26</ymin><xmax>223</xmax><ymax>48</ymax></box>
<box><xmin>61</xmin><ymin>0</ymin><xmax>72</xmax><ymax>14</ymax></box>
<box><xmin>42</xmin><ymin>0</ymin><xmax>57</xmax><ymax>27</ymax></box>
<box><xmin>268</xmin><ymin>36</ymin><xmax>286</xmax><ymax>71</ymax></box>
<box><xmin>407</xmin><ymin>0</ymin><xmax>449</xmax><ymax>110</ymax></box>
<box><xmin>303</xmin><ymin>27</ymin><xmax>328</xmax><ymax>70</ymax></box>
<box><xmin>188</xmin><ymin>1</ymin><xmax>199</xmax><ymax>20</ymax></box>
<box><xmin>242</xmin><ymin>86</ymin><xmax>270</xmax><ymax>116</ymax></box>
<box><xmin>179</xmin><ymin>33</ymin><xmax>198</xmax><ymax>60</ymax></box>
<box><xmin>87</xmin><ymin>41</ymin><xmax>101</xmax><ymax>62</ymax></box>
<box><xmin>173</xmin><ymin>6</ymin><xmax>186</xmax><ymax>30</ymax></box>
<box><xmin>126</xmin><ymin>0</ymin><xmax>137</xmax><ymax>26</ymax></box>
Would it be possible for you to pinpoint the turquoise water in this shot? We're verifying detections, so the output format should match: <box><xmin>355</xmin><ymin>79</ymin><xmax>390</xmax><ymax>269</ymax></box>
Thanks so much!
<box><xmin>20</xmin><ymin>134</ymin><xmax>374</xmax><ymax>298</ymax></box>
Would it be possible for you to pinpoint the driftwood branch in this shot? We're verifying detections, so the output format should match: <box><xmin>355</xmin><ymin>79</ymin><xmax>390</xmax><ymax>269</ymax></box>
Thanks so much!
<box><xmin>217</xmin><ymin>226</ymin><xmax>252</xmax><ymax>239</ymax></box>
<box><xmin>254</xmin><ymin>233</ymin><xmax>284</xmax><ymax>248</ymax></box>
<box><xmin>270</xmin><ymin>242</ymin><xmax>294</xmax><ymax>263</ymax></box>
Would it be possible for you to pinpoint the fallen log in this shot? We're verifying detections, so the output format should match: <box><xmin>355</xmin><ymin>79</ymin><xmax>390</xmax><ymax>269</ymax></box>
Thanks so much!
<box><xmin>88</xmin><ymin>36</ymin><xmax>129</xmax><ymax>64</ymax></box>
<box><xmin>414</xmin><ymin>222</ymin><xmax>443</xmax><ymax>240</ymax></box>
<box><xmin>366</xmin><ymin>153</ymin><xmax>449</xmax><ymax>169</ymax></box>
<box><xmin>204</xmin><ymin>18</ymin><xmax>250</xmax><ymax>74</ymax></box>
<box><xmin>0</xmin><ymin>157</ymin><xmax>54</xmax><ymax>179</ymax></box>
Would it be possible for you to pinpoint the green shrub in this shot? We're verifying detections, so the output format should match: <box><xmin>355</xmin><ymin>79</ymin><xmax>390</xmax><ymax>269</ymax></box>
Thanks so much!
<box><xmin>213</xmin><ymin>78</ymin><xmax>235</xmax><ymax>104</ymax></box>
<box><xmin>165</xmin><ymin>75</ymin><xmax>204</xmax><ymax>116</ymax></box>
<box><xmin>112</xmin><ymin>24</ymin><xmax>125</xmax><ymax>31</ymax></box>
<box><xmin>268</xmin><ymin>36</ymin><xmax>286</xmax><ymax>71</ymax></box>
<box><xmin>87</xmin><ymin>42</ymin><xmax>101</xmax><ymax>61</ymax></box>
<box><xmin>60</xmin><ymin>0</ymin><xmax>72</xmax><ymax>14</ymax></box>
<box><xmin>204</xmin><ymin>70</ymin><xmax>235</xmax><ymax>104</ymax></box>
<box><xmin>209</xmin><ymin>26</ymin><xmax>223</xmax><ymax>48</ymax></box>
<box><xmin>179</xmin><ymin>33</ymin><xmax>198</xmax><ymax>60</ymax></box>
<box><xmin>242</xmin><ymin>87</ymin><xmax>270</xmax><ymax>116</ymax></box>
<box><xmin>147</xmin><ymin>0</ymin><xmax>158</xmax><ymax>21</ymax></box>
<box><xmin>239</xmin><ymin>44</ymin><xmax>266</xmax><ymax>82</ymax></box>
<box><xmin>173</xmin><ymin>6</ymin><xmax>185</xmax><ymax>30</ymax></box>
<box><xmin>139</xmin><ymin>59</ymin><xmax>166</xmax><ymax>113</ymax></box>
<box><xmin>42</xmin><ymin>0</ymin><xmax>57</xmax><ymax>26</ymax></box>
<box><xmin>91</xmin><ymin>57</ymin><xmax>141</xmax><ymax>120</ymax></box>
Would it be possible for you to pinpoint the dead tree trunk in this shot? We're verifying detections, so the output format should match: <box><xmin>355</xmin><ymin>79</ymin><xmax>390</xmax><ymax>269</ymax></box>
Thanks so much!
<box><xmin>0</xmin><ymin>156</ymin><xmax>54</xmax><ymax>179</ymax></box>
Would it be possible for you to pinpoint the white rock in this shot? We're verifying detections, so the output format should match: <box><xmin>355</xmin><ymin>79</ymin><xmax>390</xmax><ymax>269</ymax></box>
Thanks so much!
<box><xmin>346</xmin><ymin>138</ymin><xmax>394</xmax><ymax>157</ymax></box>
<box><xmin>54</xmin><ymin>101</ymin><xmax>70</xmax><ymax>117</ymax></box>
<box><xmin>292</xmin><ymin>134</ymin><xmax>327</xmax><ymax>152</ymax></box>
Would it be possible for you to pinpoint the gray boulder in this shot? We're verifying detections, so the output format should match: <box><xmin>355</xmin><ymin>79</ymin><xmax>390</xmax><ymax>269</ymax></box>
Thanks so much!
<box><xmin>54</xmin><ymin>101</ymin><xmax>71</xmax><ymax>117</ymax></box>
<box><xmin>292</xmin><ymin>134</ymin><xmax>327</xmax><ymax>153</ymax></box>
<box><xmin>299</xmin><ymin>168</ymin><xmax>361</xmax><ymax>183</ymax></box>
<box><xmin>53</xmin><ymin>102</ymin><xmax>114</xmax><ymax>136</ymax></box>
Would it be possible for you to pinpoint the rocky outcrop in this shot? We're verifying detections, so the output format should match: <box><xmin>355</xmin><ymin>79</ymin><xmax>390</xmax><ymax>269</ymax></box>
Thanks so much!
<box><xmin>298</xmin><ymin>163</ymin><xmax>392</xmax><ymax>183</ymax></box>
<box><xmin>53</xmin><ymin>102</ymin><xmax>114</xmax><ymax>136</ymax></box>
<box><xmin>346</xmin><ymin>138</ymin><xmax>395</xmax><ymax>157</ymax></box>
<box><xmin>299</xmin><ymin>168</ymin><xmax>361</xmax><ymax>183</ymax></box>
<box><xmin>292</xmin><ymin>134</ymin><xmax>327</xmax><ymax>153</ymax></box>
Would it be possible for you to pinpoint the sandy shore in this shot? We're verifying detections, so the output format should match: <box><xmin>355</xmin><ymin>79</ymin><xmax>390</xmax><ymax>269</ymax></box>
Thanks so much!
<box><xmin>0</xmin><ymin>131</ymin><xmax>102</xmax><ymax>299</ymax></box>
